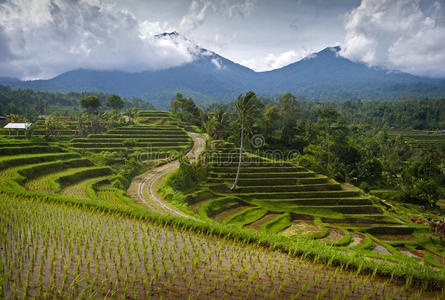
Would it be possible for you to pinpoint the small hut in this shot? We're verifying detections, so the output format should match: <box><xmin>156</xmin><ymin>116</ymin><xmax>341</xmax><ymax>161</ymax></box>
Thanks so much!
<box><xmin>3</xmin><ymin>123</ymin><xmax>32</xmax><ymax>136</ymax></box>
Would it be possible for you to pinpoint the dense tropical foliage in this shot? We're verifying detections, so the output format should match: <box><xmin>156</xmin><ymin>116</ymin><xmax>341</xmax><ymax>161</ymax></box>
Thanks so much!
<box><xmin>202</xmin><ymin>95</ymin><xmax>445</xmax><ymax>207</ymax></box>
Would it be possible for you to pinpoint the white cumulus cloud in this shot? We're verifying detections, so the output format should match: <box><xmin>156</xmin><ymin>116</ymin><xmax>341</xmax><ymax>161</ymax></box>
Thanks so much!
<box><xmin>242</xmin><ymin>49</ymin><xmax>312</xmax><ymax>72</ymax></box>
<box><xmin>0</xmin><ymin>0</ymin><xmax>196</xmax><ymax>80</ymax></box>
<box><xmin>340</xmin><ymin>0</ymin><xmax>445</xmax><ymax>78</ymax></box>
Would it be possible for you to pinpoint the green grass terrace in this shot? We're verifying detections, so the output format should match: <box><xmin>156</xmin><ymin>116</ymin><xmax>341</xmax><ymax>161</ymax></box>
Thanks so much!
<box><xmin>179</xmin><ymin>142</ymin><xmax>445</xmax><ymax>271</ymax></box>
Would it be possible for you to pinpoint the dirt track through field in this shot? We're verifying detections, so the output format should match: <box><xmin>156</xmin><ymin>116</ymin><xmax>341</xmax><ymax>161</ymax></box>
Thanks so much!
<box><xmin>128</xmin><ymin>132</ymin><xmax>205</xmax><ymax>219</ymax></box>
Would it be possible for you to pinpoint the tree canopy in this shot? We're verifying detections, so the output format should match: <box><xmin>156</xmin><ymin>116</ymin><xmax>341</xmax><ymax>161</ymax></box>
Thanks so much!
<box><xmin>106</xmin><ymin>94</ymin><xmax>124</xmax><ymax>110</ymax></box>
<box><xmin>80</xmin><ymin>96</ymin><xmax>101</xmax><ymax>111</ymax></box>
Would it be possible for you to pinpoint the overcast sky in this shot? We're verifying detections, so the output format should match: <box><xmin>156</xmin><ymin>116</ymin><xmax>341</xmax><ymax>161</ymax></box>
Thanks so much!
<box><xmin>1</xmin><ymin>0</ymin><xmax>444</xmax><ymax>80</ymax></box>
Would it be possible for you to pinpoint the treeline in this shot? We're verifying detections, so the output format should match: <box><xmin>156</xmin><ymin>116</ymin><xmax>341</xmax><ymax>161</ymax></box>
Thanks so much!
<box><xmin>0</xmin><ymin>85</ymin><xmax>155</xmax><ymax>119</ymax></box>
<box><xmin>208</xmin><ymin>97</ymin><xmax>445</xmax><ymax>130</ymax></box>
<box><xmin>198</xmin><ymin>93</ymin><xmax>445</xmax><ymax>207</ymax></box>
<box><xmin>335</xmin><ymin>99</ymin><xmax>445</xmax><ymax>129</ymax></box>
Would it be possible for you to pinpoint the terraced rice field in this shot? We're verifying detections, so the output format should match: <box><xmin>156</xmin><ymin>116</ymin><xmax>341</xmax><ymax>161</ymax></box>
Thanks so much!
<box><xmin>0</xmin><ymin>139</ymin><xmax>130</xmax><ymax>209</ymax></box>
<box><xmin>70</xmin><ymin>111</ymin><xmax>192</xmax><ymax>160</ymax></box>
<box><xmin>0</xmin><ymin>119</ymin><xmax>78</xmax><ymax>139</ymax></box>
<box><xmin>1</xmin><ymin>194</ymin><xmax>442</xmax><ymax>299</ymax></box>
<box><xmin>185</xmin><ymin>142</ymin><xmax>445</xmax><ymax>270</ymax></box>
<box><xmin>0</xmin><ymin>111</ymin><xmax>189</xmax><ymax>217</ymax></box>
<box><xmin>62</xmin><ymin>176</ymin><xmax>110</xmax><ymax>199</ymax></box>
<box><xmin>388</xmin><ymin>130</ymin><xmax>445</xmax><ymax>147</ymax></box>
<box><xmin>1</xmin><ymin>116</ymin><xmax>444</xmax><ymax>297</ymax></box>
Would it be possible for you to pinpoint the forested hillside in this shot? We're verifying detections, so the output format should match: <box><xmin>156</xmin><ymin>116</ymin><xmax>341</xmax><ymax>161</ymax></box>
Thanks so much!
<box><xmin>0</xmin><ymin>85</ymin><xmax>154</xmax><ymax>119</ymax></box>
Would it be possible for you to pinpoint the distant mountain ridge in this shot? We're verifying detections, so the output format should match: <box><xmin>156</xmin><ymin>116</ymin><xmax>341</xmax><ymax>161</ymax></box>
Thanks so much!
<box><xmin>2</xmin><ymin>32</ymin><xmax>445</xmax><ymax>109</ymax></box>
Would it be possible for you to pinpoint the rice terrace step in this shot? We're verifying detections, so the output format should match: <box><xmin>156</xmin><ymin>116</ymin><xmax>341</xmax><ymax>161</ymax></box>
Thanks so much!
<box><xmin>1</xmin><ymin>4</ymin><xmax>444</xmax><ymax>296</ymax></box>
<box><xmin>180</xmin><ymin>140</ymin><xmax>443</xmax><ymax>274</ymax></box>
<box><xmin>0</xmin><ymin>106</ymin><xmax>443</xmax><ymax>299</ymax></box>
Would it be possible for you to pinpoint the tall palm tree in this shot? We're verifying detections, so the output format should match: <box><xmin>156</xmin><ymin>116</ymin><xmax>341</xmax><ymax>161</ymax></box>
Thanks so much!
<box><xmin>230</xmin><ymin>91</ymin><xmax>261</xmax><ymax>191</ymax></box>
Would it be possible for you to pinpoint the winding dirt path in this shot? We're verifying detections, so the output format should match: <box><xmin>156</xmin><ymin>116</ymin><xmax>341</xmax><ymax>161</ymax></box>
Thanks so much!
<box><xmin>129</xmin><ymin>132</ymin><xmax>206</xmax><ymax>219</ymax></box>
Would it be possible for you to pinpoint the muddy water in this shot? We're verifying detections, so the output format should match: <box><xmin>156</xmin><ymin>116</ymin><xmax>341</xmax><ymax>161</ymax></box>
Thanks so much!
<box><xmin>1</xmin><ymin>196</ymin><xmax>442</xmax><ymax>299</ymax></box>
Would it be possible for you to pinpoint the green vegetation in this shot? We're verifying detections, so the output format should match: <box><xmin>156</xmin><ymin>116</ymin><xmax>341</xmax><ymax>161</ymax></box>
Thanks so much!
<box><xmin>204</xmin><ymin>95</ymin><xmax>445</xmax><ymax>207</ymax></box>
<box><xmin>230</xmin><ymin>91</ymin><xmax>263</xmax><ymax>190</ymax></box>
<box><xmin>106</xmin><ymin>94</ymin><xmax>125</xmax><ymax>110</ymax></box>
<box><xmin>4</xmin><ymin>193</ymin><xmax>444</xmax><ymax>299</ymax></box>
<box><xmin>0</xmin><ymin>84</ymin><xmax>154</xmax><ymax>121</ymax></box>
<box><xmin>164</xmin><ymin>139</ymin><xmax>445</xmax><ymax>280</ymax></box>
<box><xmin>0</xmin><ymin>90</ymin><xmax>444</xmax><ymax>298</ymax></box>
<box><xmin>69</xmin><ymin>111</ymin><xmax>192</xmax><ymax>165</ymax></box>
<box><xmin>160</xmin><ymin>94</ymin><xmax>445</xmax><ymax>286</ymax></box>
<box><xmin>80</xmin><ymin>95</ymin><xmax>101</xmax><ymax>110</ymax></box>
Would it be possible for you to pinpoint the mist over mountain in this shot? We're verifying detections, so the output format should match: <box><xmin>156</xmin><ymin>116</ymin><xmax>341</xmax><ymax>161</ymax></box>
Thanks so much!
<box><xmin>2</xmin><ymin>33</ymin><xmax>445</xmax><ymax>109</ymax></box>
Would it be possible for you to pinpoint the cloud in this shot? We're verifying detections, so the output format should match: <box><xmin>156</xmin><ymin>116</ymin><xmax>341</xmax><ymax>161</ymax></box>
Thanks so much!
<box><xmin>0</xmin><ymin>0</ymin><xmax>196</xmax><ymax>80</ymax></box>
<box><xmin>242</xmin><ymin>49</ymin><xmax>311</xmax><ymax>71</ymax></box>
<box><xmin>289</xmin><ymin>19</ymin><xmax>300</xmax><ymax>31</ymax></box>
<box><xmin>264</xmin><ymin>51</ymin><xmax>300</xmax><ymax>70</ymax></box>
<box><xmin>223</xmin><ymin>0</ymin><xmax>255</xmax><ymax>18</ymax></box>
<box><xmin>207</xmin><ymin>32</ymin><xmax>238</xmax><ymax>50</ymax></box>
<box><xmin>179</xmin><ymin>0</ymin><xmax>255</xmax><ymax>33</ymax></box>
<box><xmin>180</xmin><ymin>0</ymin><xmax>215</xmax><ymax>32</ymax></box>
<box><xmin>211</xmin><ymin>57</ymin><xmax>224</xmax><ymax>69</ymax></box>
<box><xmin>340</xmin><ymin>0</ymin><xmax>445</xmax><ymax>78</ymax></box>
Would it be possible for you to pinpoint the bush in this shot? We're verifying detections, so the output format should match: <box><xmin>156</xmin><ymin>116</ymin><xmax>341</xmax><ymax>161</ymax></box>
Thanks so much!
<box><xmin>111</xmin><ymin>158</ymin><xmax>144</xmax><ymax>190</ymax></box>
<box><xmin>112</xmin><ymin>175</ymin><xmax>129</xmax><ymax>190</ymax></box>
<box><xmin>359</xmin><ymin>182</ymin><xmax>370</xmax><ymax>193</ymax></box>
<box><xmin>166</xmin><ymin>157</ymin><xmax>207</xmax><ymax>192</ymax></box>
<box><xmin>89</xmin><ymin>151</ymin><xmax>122</xmax><ymax>166</ymax></box>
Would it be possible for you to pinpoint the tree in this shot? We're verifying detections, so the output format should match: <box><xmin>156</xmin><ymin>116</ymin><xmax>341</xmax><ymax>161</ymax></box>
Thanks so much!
<box><xmin>279</xmin><ymin>94</ymin><xmax>300</xmax><ymax>146</ymax></box>
<box><xmin>279</xmin><ymin>93</ymin><xmax>299</xmax><ymax>121</ymax></box>
<box><xmin>231</xmin><ymin>91</ymin><xmax>262</xmax><ymax>191</ymax></box>
<box><xmin>169</xmin><ymin>93</ymin><xmax>201</xmax><ymax>125</ymax></box>
<box><xmin>80</xmin><ymin>96</ymin><xmax>101</xmax><ymax>111</ymax></box>
<box><xmin>264</xmin><ymin>105</ymin><xmax>280</xmax><ymax>143</ymax></box>
<box><xmin>106</xmin><ymin>94</ymin><xmax>124</xmax><ymax>110</ymax></box>
<box><xmin>212</xmin><ymin>109</ymin><xmax>228</xmax><ymax>130</ymax></box>
<box><xmin>44</xmin><ymin>117</ymin><xmax>61</xmax><ymax>140</ymax></box>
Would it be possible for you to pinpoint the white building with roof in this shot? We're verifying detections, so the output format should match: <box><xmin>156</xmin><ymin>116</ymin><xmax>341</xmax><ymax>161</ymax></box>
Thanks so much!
<box><xmin>3</xmin><ymin>123</ymin><xmax>32</xmax><ymax>136</ymax></box>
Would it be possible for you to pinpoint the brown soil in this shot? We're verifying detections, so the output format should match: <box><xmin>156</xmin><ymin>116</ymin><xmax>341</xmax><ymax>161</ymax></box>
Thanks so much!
<box><xmin>320</xmin><ymin>228</ymin><xmax>344</xmax><ymax>243</ymax></box>
<box><xmin>372</xmin><ymin>243</ymin><xmax>393</xmax><ymax>256</ymax></box>
<box><xmin>341</xmin><ymin>183</ymin><xmax>357</xmax><ymax>191</ymax></box>
<box><xmin>397</xmin><ymin>247</ymin><xmax>423</xmax><ymax>259</ymax></box>
<box><xmin>214</xmin><ymin>205</ymin><xmax>251</xmax><ymax>222</ymax></box>
<box><xmin>245</xmin><ymin>213</ymin><xmax>280</xmax><ymax>231</ymax></box>
<box><xmin>347</xmin><ymin>233</ymin><xmax>364</xmax><ymax>248</ymax></box>
<box><xmin>373</xmin><ymin>234</ymin><xmax>416</xmax><ymax>241</ymax></box>
<box><xmin>281</xmin><ymin>220</ymin><xmax>322</xmax><ymax>237</ymax></box>
<box><xmin>328</xmin><ymin>223</ymin><xmax>374</xmax><ymax>227</ymax></box>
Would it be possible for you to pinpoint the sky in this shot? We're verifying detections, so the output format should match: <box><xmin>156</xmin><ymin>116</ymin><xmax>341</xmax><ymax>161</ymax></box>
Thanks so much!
<box><xmin>0</xmin><ymin>0</ymin><xmax>445</xmax><ymax>80</ymax></box>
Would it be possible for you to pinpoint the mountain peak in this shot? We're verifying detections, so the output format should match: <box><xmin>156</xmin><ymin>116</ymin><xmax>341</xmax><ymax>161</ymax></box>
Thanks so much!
<box><xmin>318</xmin><ymin>46</ymin><xmax>341</xmax><ymax>55</ymax></box>
<box><xmin>154</xmin><ymin>31</ymin><xmax>180</xmax><ymax>39</ymax></box>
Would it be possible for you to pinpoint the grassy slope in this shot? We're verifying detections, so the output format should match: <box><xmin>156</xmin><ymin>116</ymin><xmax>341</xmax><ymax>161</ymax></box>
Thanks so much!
<box><xmin>1</xmin><ymin>115</ymin><xmax>445</xmax><ymax>292</ymax></box>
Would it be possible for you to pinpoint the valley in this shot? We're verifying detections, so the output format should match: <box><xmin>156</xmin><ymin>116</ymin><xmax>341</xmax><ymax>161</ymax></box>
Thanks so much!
<box><xmin>2</xmin><ymin>104</ymin><xmax>443</xmax><ymax>298</ymax></box>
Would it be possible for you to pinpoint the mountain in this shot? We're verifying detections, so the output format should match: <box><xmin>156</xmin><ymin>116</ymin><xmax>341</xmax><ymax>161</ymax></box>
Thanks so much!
<box><xmin>256</xmin><ymin>46</ymin><xmax>445</xmax><ymax>101</ymax></box>
<box><xmin>2</xmin><ymin>33</ymin><xmax>445</xmax><ymax>109</ymax></box>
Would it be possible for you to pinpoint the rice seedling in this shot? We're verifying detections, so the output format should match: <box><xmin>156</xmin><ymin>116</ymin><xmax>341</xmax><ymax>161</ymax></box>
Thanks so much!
<box><xmin>1</xmin><ymin>193</ymin><xmax>441</xmax><ymax>299</ymax></box>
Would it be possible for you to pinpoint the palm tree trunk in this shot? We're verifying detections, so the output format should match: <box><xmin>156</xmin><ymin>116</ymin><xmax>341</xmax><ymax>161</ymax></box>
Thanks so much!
<box><xmin>231</xmin><ymin>119</ymin><xmax>244</xmax><ymax>191</ymax></box>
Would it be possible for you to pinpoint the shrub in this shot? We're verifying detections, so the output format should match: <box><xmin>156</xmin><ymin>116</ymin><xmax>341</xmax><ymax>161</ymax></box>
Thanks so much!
<box><xmin>166</xmin><ymin>157</ymin><xmax>207</xmax><ymax>192</ymax></box>
<box><xmin>359</xmin><ymin>182</ymin><xmax>370</xmax><ymax>193</ymax></box>
<box><xmin>111</xmin><ymin>158</ymin><xmax>144</xmax><ymax>190</ymax></box>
